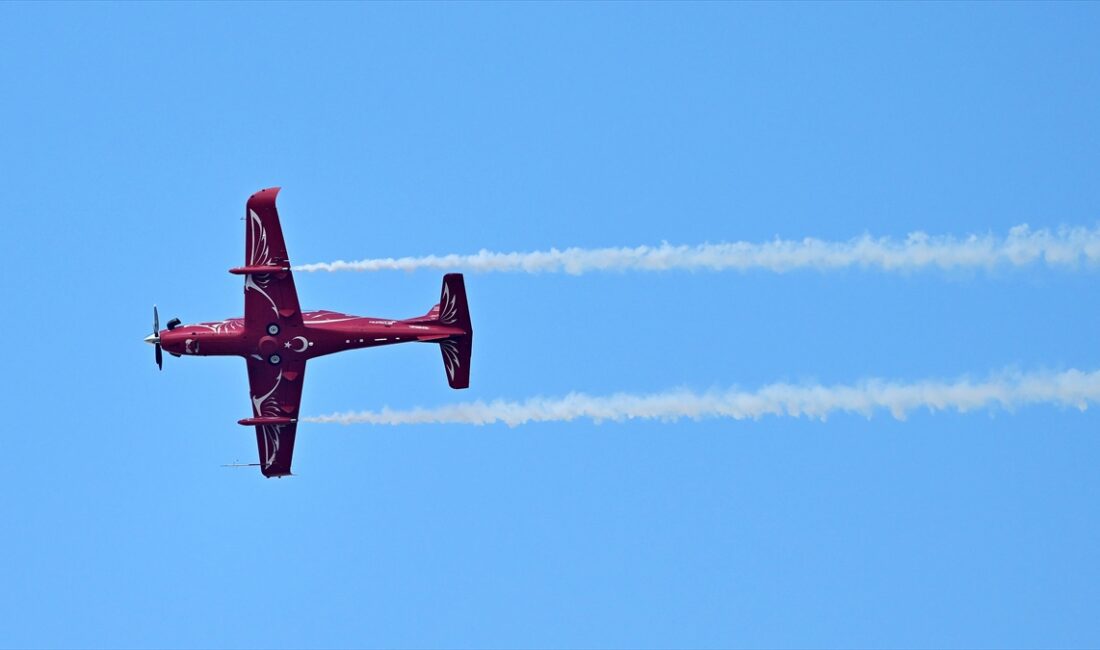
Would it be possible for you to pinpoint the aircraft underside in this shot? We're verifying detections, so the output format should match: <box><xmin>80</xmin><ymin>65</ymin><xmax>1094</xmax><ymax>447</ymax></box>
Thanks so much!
<box><xmin>146</xmin><ymin>188</ymin><xmax>473</xmax><ymax>477</ymax></box>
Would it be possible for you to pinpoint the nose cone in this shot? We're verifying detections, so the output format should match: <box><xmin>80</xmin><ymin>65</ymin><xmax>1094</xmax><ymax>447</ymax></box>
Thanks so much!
<box><xmin>144</xmin><ymin>333</ymin><xmax>160</xmax><ymax>345</ymax></box>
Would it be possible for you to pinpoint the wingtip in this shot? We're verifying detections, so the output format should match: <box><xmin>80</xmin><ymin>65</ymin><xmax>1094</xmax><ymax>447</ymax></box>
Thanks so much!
<box><xmin>247</xmin><ymin>186</ymin><xmax>282</xmax><ymax>207</ymax></box>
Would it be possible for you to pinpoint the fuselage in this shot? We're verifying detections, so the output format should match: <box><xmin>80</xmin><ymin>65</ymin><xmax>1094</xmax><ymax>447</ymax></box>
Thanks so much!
<box><xmin>158</xmin><ymin>309</ymin><xmax>465</xmax><ymax>364</ymax></box>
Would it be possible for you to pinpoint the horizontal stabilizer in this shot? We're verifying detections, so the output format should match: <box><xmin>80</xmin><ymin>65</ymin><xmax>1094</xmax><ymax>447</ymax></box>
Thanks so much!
<box><xmin>439</xmin><ymin>335</ymin><xmax>472</xmax><ymax>389</ymax></box>
<box><xmin>438</xmin><ymin>273</ymin><xmax>472</xmax><ymax>333</ymax></box>
<box><xmin>437</xmin><ymin>274</ymin><xmax>473</xmax><ymax>389</ymax></box>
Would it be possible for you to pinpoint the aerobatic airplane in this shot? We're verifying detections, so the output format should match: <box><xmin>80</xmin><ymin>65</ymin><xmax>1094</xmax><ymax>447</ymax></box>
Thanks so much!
<box><xmin>144</xmin><ymin>187</ymin><xmax>473</xmax><ymax>477</ymax></box>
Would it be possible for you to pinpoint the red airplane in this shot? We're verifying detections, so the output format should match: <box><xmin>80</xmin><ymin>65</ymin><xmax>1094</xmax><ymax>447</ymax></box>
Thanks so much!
<box><xmin>144</xmin><ymin>187</ymin><xmax>473</xmax><ymax>478</ymax></box>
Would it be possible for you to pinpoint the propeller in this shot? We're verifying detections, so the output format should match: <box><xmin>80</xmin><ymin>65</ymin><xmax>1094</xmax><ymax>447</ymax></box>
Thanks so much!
<box><xmin>145</xmin><ymin>305</ymin><xmax>163</xmax><ymax>370</ymax></box>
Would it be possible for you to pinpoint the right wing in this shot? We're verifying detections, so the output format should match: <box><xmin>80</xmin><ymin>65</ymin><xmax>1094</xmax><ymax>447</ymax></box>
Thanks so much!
<box><xmin>246</xmin><ymin>356</ymin><xmax>307</xmax><ymax>477</ymax></box>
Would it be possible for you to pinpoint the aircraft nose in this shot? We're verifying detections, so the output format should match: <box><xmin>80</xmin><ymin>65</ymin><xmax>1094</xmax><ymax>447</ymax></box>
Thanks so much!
<box><xmin>144</xmin><ymin>333</ymin><xmax>160</xmax><ymax>346</ymax></box>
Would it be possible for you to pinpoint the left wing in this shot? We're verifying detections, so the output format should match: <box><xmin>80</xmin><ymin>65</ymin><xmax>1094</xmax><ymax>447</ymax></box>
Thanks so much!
<box><xmin>246</xmin><ymin>357</ymin><xmax>307</xmax><ymax>477</ymax></box>
<box><xmin>242</xmin><ymin>187</ymin><xmax>303</xmax><ymax>330</ymax></box>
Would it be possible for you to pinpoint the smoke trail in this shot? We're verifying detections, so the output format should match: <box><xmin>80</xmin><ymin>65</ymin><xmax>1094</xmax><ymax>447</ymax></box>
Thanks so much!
<box><xmin>303</xmin><ymin>369</ymin><xmax>1100</xmax><ymax>427</ymax></box>
<box><xmin>294</xmin><ymin>225</ymin><xmax>1100</xmax><ymax>274</ymax></box>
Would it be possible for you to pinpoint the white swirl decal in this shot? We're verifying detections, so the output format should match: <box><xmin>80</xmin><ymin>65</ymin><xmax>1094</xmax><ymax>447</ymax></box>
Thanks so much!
<box><xmin>440</xmin><ymin>283</ymin><xmax>458</xmax><ymax>324</ymax></box>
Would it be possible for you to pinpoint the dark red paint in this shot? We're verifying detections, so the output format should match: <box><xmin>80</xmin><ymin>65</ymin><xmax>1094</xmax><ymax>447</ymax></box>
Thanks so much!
<box><xmin>152</xmin><ymin>188</ymin><xmax>473</xmax><ymax>478</ymax></box>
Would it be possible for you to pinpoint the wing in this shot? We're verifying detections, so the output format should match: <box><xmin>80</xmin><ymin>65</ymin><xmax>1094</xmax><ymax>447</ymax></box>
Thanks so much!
<box><xmin>243</xmin><ymin>187</ymin><xmax>303</xmax><ymax>330</ymax></box>
<box><xmin>246</xmin><ymin>357</ymin><xmax>307</xmax><ymax>477</ymax></box>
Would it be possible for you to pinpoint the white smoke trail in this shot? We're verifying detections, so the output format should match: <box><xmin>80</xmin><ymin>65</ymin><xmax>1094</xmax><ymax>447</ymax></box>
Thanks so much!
<box><xmin>303</xmin><ymin>369</ymin><xmax>1100</xmax><ymax>427</ymax></box>
<box><xmin>294</xmin><ymin>225</ymin><xmax>1100</xmax><ymax>274</ymax></box>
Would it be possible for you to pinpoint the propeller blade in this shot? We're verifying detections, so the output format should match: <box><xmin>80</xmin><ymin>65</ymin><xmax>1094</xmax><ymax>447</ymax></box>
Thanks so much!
<box><xmin>150</xmin><ymin>305</ymin><xmax>164</xmax><ymax>370</ymax></box>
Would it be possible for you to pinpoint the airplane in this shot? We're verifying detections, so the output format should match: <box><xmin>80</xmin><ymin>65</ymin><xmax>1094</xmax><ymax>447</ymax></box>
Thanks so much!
<box><xmin>144</xmin><ymin>187</ymin><xmax>473</xmax><ymax>478</ymax></box>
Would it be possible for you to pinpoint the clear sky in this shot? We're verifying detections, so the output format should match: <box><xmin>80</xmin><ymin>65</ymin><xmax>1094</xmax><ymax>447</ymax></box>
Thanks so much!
<box><xmin>2</xmin><ymin>2</ymin><xmax>1099</xmax><ymax>648</ymax></box>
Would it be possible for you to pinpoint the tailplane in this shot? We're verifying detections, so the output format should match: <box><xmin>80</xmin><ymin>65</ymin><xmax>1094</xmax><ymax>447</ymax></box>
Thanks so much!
<box><xmin>439</xmin><ymin>335</ymin><xmax>472</xmax><ymax>389</ymax></box>
<box><xmin>437</xmin><ymin>274</ymin><xmax>472</xmax><ymax>389</ymax></box>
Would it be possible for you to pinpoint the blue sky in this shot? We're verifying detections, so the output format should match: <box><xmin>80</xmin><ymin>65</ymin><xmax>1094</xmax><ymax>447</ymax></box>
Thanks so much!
<box><xmin>2</xmin><ymin>2</ymin><xmax>1099</xmax><ymax>648</ymax></box>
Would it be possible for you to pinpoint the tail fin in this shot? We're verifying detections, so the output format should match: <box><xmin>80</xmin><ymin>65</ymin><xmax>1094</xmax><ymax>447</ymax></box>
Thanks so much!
<box><xmin>438</xmin><ymin>274</ymin><xmax>472</xmax><ymax>389</ymax></box>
